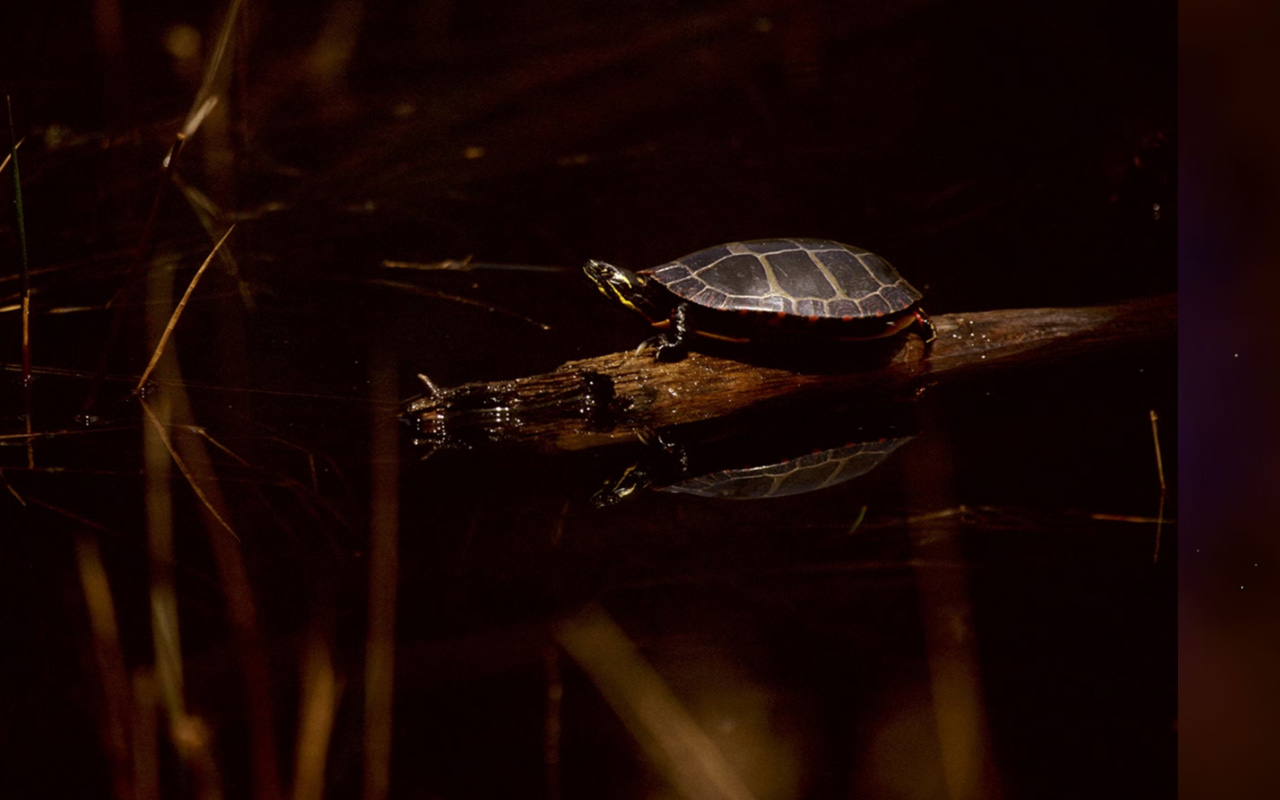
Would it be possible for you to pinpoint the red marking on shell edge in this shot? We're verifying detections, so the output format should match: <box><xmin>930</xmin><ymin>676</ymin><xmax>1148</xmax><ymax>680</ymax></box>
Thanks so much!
<box><xmin>841</xmin><ymin>314</ymin><xmax>853</xmax><ymax>322</ymax></box>
<box><xmin>775</xmin><ymin>312</ymin><xmax>786</xmax><ymax>319</ymax></box>
<box><xmin>874</xmin><ymin>310</ymin><xmax>884</xmax><ymax>317</ymax></box>
<box><xmin>806</xmin><ymin>315</ymin><xmax>820</xmax><ymax>324</ymax></box>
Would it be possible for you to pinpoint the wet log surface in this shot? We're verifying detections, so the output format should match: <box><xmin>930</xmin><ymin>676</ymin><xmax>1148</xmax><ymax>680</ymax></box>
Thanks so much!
<box><xmin>405</xmin><ymin>294</ymin><xmax>1175</xmax><ymax>452</ymax></box>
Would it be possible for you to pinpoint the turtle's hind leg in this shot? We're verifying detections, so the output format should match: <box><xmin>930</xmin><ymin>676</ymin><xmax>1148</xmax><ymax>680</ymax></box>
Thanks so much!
<box><xmin>914</xmin><ymin>308</ymin><xmax>938</xmax><ymax>346</ymax></box>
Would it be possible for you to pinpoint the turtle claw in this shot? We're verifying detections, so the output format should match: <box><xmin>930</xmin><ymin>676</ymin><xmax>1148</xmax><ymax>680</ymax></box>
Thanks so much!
<box><xmin>653</xmin><ymin>340</ymin><xmax>687</xmax><ymax>362</ymax></box>
<box><xmin>636</xmin><ymin>333</ymin><xmax>686</xmax><ymax>361</ymax></box>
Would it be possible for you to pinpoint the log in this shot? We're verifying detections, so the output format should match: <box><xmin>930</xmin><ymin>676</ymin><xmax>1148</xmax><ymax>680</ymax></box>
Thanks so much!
<box><xmin>405</xmin><ymin>294</ymin><xmax>1175</xmax><ymax>452</ymax></box>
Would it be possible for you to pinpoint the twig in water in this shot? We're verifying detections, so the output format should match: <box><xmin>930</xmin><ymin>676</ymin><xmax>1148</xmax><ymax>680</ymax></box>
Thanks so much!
<box><xmin>135</xmin><ymin>225</ymin><xmax>236</xmax><ymax>393</ymax></box>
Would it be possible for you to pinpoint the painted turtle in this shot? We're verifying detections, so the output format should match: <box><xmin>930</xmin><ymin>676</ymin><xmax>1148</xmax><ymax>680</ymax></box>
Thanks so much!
<box><xmin>584</xmin><ymin>238</ymin><xmax>936</xmax><ymax>360</ymax></box>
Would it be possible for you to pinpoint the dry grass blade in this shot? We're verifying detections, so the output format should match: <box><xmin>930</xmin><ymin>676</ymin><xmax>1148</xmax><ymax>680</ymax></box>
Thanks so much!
<box><xmin>0</xmin><ymin>469</ymin><xmax>25</xmax><ymax>505</ymax></box>
<box><xmin>1149</xmin><ymin>410</ymin><xmax>1165</xmax><ymax>491</ymax></box>
<box><xmin>909</xmin><ymin>510</ymin><xmax>999</xmax><ymax>799</ymax></box>
<box><xmin>306</xmin><ymin>0</ymin><xmax>364</xmax><ymax>82</ymax></box>
<box><xmin>75</xmin><ymin>535</ymin><xmax>135</xmax><ymax>800</ymax></box>
<box><xmin>0</xmin><ymin>135</ymin><xmax>22</xmax><ymax>174</ymax></box>
<box><xmin>7</xmin><ymin>98</ymin><xmax>32</xmax><ymax>391</ymax></box>
<box><xmin>181</xmin><ymin>96</ymin><xmax>220</xmax><ymax>141</ymax></box>
<box><xmin>185</xmin><ymin>425</ymin><xmax>253</xmax><ymax>466</ymax></box>
<box><xmin>159</xmin><ymin>380</ymin><xmax>283</xmax><ymax>800</ymax></box>
<box><xmin>136</xmin><ymin>225</ymin><xmax>236</xmax><ymax>393</ymax></box>
<box><xmin>368</xmin><ymin>278</ymin><xmax>553</xmax><ymax>330</ymax></box>
<box><xmin>555</xmin><ymin>604</ymin><xmax>759</xmax><ymax>800</ymax></box>
<box><xmin>132</xmin><ymin>670</ymin><xmax>161</xmax><ymax>800</ymax></box>
<box><xmin>140</xmin><ymin>394</ymin><xmax>224</xmax><ymax>799</ymax></box>
<box><xmin>173</xmin><ymin>175</ymin><xmax>255</xmax><ymax>310</ymax></box>
<box><xmin>363</xmin><ymin>352</ymin><xmax>400</xmax><ymax>800</ymax></box>
<box><xmin>141</xmin><ymin>391</ymin><xmax>185</xmax><ymax>722</ymax></box>
<box><xmin>293</xmin><ymin>634</ymin><xmax>341</xmax><ymax>800</ymax></box>
<box><xmin>1150</xmin><ymin>409</ymin><xmax>1167</xmax><ymax>563</ymax></box>
<box><xmin>133</xmin><ymin>134</ymin><xmax>187</xmax><ymax>265</ymax></box>
<box><xmin>0</xmin><ymin>302</ymin><xmax>107</xmax><ymax>314</ymax></box>
<box><xmin>382</xmin><ymin>256</ymin><xmax>475</xmax><ymax>271</ymax></box>
<box><xmin>543</xmin><ymin>645</ymin><xmax>564</xmax><ymax>800</ymax></box>
<box><xmin>0</xmin><ymin>424</ymin><xmax>136</xmax><ymax>443</ymax></box>
<box><xmin>187</xmin><ymin>0</ymin><xmax>246</xmax><ymax>135</ymax></box>
<box><xmin>382</xmin><ymin>257</ymin><xmax>571</xmax><ymax>273</ymax></box>
<box><xmin>1090</xmin><ymin>513</ymin><xmax>1176</xmax><ymax>524</ymax></box>
<box><xmin>140</xmin><ymin>399</ymin><xmax>240</xmax><ymax>542</ymax></box>
<box><xmin>88</xmin><ymin>0</ymin><xmax>246</xmax><ymax>411</ymax></box>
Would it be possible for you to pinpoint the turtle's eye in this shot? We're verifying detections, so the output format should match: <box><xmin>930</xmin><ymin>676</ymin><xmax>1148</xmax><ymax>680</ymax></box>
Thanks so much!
<box><xmin>586</xmin><ymin>260</ymin><xmax>637</xmax><ymax>293</ymax></box>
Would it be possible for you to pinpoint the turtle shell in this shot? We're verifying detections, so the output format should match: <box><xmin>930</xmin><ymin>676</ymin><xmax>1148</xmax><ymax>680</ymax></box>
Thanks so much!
<box><xmin>645</xmin><ymin>239</ymin><xmax>922</xmax><ymax>319</ymax></box>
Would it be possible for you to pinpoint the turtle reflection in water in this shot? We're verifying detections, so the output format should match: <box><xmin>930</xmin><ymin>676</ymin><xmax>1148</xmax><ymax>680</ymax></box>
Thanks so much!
<box><xmin>584</xmin><ymin>238</ymin><xmax>937</xmax><ymax>360</ymax></box>
<box><xmin>594</xmin><ymin>436</ymin><xmax>913</xmax><ymax>506</ymax></box>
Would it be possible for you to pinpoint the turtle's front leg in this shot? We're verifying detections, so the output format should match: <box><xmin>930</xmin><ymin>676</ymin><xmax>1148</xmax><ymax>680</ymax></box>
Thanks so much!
<box><xmin>651</xmin><ymin>302</ymin><xmax>691</xmax><ymax>361</ymax></box>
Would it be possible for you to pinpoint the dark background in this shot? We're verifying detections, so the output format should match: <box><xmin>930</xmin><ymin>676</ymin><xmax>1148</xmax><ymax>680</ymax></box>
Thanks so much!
<box><xmin>1180</xmin><ymin>2</ymin><xmax>1280</xmax><ymax>798</ymax></box>
<box><xmin>0</xmin><ymin>0</ymin><xmax>1196</xmax><ymax>798</ymax></box>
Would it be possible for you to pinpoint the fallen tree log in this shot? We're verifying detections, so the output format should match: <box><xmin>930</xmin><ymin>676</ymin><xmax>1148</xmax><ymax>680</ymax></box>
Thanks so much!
<box><xmin>405</xmin><ymin>294</ymin><xmax>1175</xmax><ymax>452</ymax></box>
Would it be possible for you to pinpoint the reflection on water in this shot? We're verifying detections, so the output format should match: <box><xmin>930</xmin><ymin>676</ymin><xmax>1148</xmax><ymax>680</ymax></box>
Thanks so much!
<box><xmin>598</xmin><ymin>435</ymin><xmax>914</xmax><ymax>504</ymax></box>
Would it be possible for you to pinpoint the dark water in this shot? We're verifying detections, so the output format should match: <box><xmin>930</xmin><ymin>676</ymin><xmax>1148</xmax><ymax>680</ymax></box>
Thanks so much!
<box><xmin>3</xmin><ymin>1</ymin><xmax>1172</xmax><ymax>798</ymax></box>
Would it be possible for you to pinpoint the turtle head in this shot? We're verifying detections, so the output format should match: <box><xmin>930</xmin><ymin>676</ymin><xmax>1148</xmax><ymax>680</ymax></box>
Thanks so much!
<box><xmin>584</xmin><ymin>260</ymin><xmax>665</xmax><ymax>322</ymax></box>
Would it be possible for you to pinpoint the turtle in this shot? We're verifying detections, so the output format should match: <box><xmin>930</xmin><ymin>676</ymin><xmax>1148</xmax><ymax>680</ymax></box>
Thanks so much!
<box><xmin>584</xmin><ymin>238</ymin><xmax>936</xmax><ymax>360</ymax></box>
